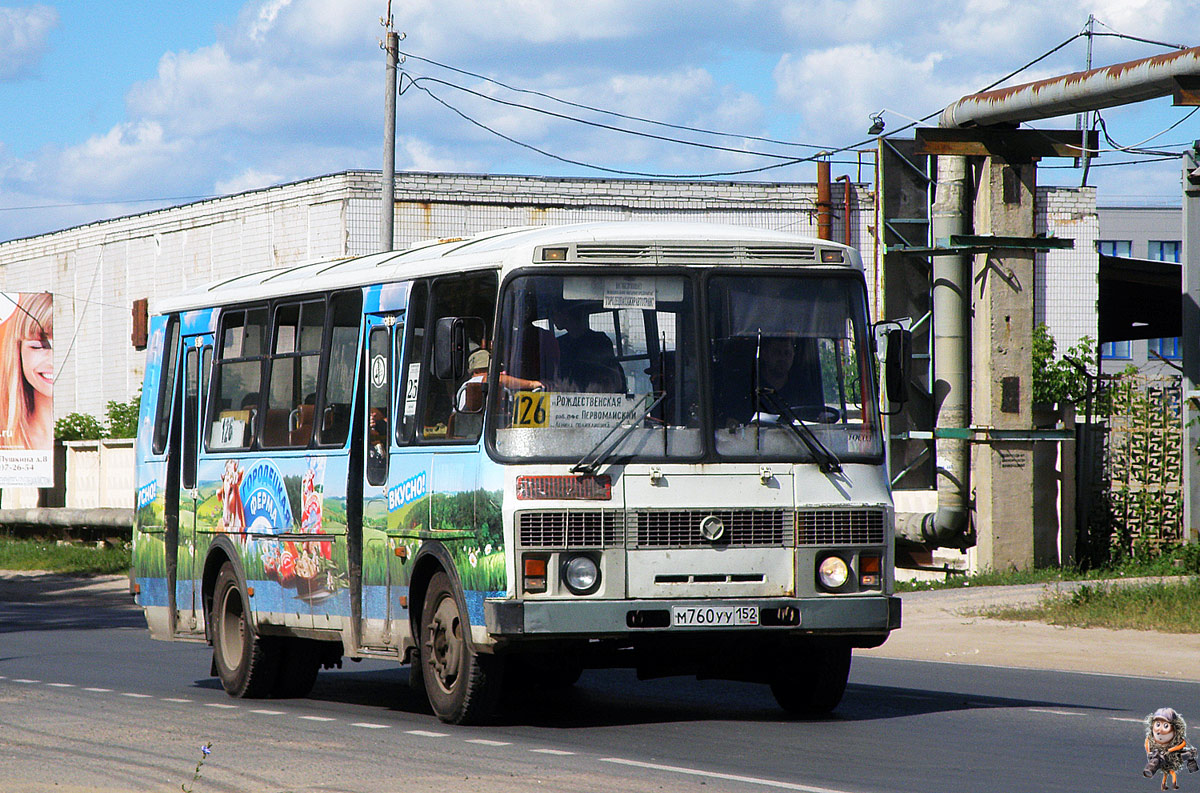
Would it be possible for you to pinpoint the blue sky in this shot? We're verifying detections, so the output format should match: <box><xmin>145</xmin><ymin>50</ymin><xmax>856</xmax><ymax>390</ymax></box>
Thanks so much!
<box><xmin>0</xmin><ymin>0</ymin><xmax>1196</xmax><ymax>243</ymax></box>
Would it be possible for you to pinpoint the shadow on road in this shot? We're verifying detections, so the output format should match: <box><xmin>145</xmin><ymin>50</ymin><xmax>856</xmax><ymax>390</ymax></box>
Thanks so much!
<box><xmin>0</xmin><ymin>573</ymin><xmax>142</xmax><ymax>633</ymax></box>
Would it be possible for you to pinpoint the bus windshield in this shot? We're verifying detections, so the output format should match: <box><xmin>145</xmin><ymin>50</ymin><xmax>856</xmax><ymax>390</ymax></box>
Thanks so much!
<box><xmin>489</xmin><ymin>270</ymin><xmax>882</xmax><ymax>463</ymax></box>
<box><xmin>491</xmin><ymin>273</ymin><xmax>702</xmax><ymax>460</ymax></box>
<box><xmin>708</xmin><ymin>273</ymin><xmax>882</xmax><ymax>461</ymax></box>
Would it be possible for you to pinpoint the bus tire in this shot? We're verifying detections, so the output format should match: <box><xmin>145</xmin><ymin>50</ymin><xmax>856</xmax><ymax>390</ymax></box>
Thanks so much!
<box><xmin>770</xmin><ymin>641</ymin><xmax>851</xmax><ymax>717</ymax></box>
<box><xmin>273</xmin><ymin>638</ymin><xmax>322</xmax><ymax>698</ymax></box>
<box><xmin>419</xmin><ymin>571</ymin><xmax>501</xmax><ymax>724</ymax></box>
<box><xmin>212</xmin><ymin>563</ymin><xmax>279</xmax><ymax>698</ymax></box>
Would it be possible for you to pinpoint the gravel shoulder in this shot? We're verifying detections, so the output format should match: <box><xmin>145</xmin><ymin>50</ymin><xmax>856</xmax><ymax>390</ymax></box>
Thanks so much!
<box><xmin>862</xmin><ymin>578</ymin><xmax>1200</xmax><ymax>681</ymax></box>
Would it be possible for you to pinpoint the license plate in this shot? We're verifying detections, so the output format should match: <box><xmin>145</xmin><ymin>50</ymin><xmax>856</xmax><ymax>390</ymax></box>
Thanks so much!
<box><xmin>670</xmin><ymin>605</ymin><xmax>759</xmax><ymax>627</ymax></box>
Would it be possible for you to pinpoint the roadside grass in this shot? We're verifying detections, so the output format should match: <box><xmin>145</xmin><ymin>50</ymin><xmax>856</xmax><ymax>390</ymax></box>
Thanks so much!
<box><xmin>0</xmin><ymin>536</ymin><xmax>131</xmax><ymax>575</ymax></box>
<box><xmin>896</xmin><ymin>545</ymin><xmax>1200</xmax><ymax>592</ymax></box>
<box><xmin>985</xmin><ymin>577</ymin><xmax>1200</xmax><ymax>633</ymax></box>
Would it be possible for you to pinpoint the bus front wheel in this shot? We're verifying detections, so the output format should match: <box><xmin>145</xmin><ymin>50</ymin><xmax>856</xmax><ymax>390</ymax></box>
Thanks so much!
<box><xmin>770</xmin><ymin>641</ymin><xmax>851</xmax><ymax>717</ymax></box>
<box><xmin>212</xmin><ymin>563</ymin><xmax>279</xmax><ymax>698</ymax></box>
<box><xmin>419</xmin><ymin>571</ymin><xmax>501</xmax><ymax>724</ymax></box>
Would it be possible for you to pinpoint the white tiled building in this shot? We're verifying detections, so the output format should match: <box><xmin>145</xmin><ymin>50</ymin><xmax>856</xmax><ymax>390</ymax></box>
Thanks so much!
<box><xmin>0</xmin><ymin>170</ymin><xmax>871</xmax><ymax>419</ymax></box>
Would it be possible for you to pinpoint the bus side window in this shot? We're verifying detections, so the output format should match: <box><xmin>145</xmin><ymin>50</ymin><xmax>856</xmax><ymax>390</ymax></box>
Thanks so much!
<box><xmin>397</xmin><ymin>281</ymin><xmax>427</xmax><ymax>444</ymax></box>
<box><xmin>208</xmin><ymin>308</ymin><xmax>268</xmax><ymax>451</ymax></box>
<box><xmin>262</xmin><ymin>299</ymin><xmax>324</xmax><ymax>449</ymax></box>
<box><xmin>152</xmin><ymin>316</ymin><xmax>180</xmax><ymax>455</ymax></box>
<box><xmin>366</xmin><ymin>326</ymin><xmax>391</xmax><ymax>486</ymax></box>
<box><xmin>420</xmin><ymin>272</ymin><xmax>497</xmax><ymax>442</ymax></box>
<box><xmin>316</xmin><ymin>290</ymin><xmax>363</xmax><ymax>446</ymax></box>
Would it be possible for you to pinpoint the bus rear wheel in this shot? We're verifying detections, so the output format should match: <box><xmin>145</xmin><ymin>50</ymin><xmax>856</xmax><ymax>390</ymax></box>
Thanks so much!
<box><xmin>212</xmin><ymin>563</ymin><xmax>279</xmax><ymax>698</ymax></box>
<box><xmin>419</xmin><ymin>571</ymin><xmax>501</xmax><ymax>724</ymax></box>
<box><xmin>770</xmin><ymin>641</ymin><xmax>851</xmax><ymax>717</ymax></box>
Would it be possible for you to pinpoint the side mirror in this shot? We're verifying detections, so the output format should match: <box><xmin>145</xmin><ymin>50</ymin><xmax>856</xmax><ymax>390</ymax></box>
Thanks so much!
<box><xmin>874</xmin><ymin>320</ymin><xmax>912</xmax><ymax>413</ymax></box>
<box><xmin>456</xmin><ymin>380</ymin><xmax>487</xmax><ymax>414</ymax></box>
<box><xmin>433</xmin><ymin>317</ymin><xmax>484</xmax><ymax>381</ymax></box>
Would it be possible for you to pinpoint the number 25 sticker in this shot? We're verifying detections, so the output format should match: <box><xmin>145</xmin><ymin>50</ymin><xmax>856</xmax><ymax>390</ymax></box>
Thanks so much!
<box><xmin>513</xmin><ymin>391</ymin><xmax>548</xmax><ymax>427</ymax></box>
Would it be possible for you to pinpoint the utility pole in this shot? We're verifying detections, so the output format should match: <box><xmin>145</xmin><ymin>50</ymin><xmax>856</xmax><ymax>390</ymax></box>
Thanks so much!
<box><xmin>380</xmin><ymin>9</ymin><xmax>399</xmax><ymax>252</ymax></box>
<box><xmin>1078</xmin><ymin>15</ymin><xmax>1095</xmax><ymax>186</ymax></box>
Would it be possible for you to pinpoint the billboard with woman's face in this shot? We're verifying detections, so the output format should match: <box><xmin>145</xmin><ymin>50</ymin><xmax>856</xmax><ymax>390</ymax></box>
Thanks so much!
<box><xmin>0</xmin><ymin>293</ymin><xmax>53</xmax><ymax>486</ymax></box>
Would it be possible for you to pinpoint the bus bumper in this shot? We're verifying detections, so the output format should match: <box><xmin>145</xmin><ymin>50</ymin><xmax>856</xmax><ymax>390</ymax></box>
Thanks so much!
<box><xmin>485</xmin><ymin>594</ymin><xmax>900</xmax><ymax>643</ymax></box>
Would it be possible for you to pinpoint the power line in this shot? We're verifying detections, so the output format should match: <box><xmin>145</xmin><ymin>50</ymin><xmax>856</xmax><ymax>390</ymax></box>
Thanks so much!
<box><xmin>397</xmin><ymin>49</ymin><xmax>831</xmax><ymax>151</ymax></box>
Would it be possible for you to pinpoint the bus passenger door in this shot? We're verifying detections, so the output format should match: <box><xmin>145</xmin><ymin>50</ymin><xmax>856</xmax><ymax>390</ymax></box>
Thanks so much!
<box><xmin>175</xmin><ymin>333</ymin><xmax>213</xmax><ymax>635</ymax></box>
<box><xmin>359</xmin><ymin>315</ymin><xmax>398</xmax><ymax>649</ymax></box>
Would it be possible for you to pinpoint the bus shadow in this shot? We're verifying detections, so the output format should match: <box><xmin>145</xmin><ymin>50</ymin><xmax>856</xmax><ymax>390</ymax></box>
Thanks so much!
<box><xmin>250</xmin><ymin>665</ymin><xmax>1112</xmax><ymax>729</ymax></box>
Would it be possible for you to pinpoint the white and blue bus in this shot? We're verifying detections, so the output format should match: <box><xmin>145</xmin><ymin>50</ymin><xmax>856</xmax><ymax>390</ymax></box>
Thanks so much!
<box><xmin>133</xmin><ymin>221</ymin><xmax>908</xmax><ymax>724</ymax></box>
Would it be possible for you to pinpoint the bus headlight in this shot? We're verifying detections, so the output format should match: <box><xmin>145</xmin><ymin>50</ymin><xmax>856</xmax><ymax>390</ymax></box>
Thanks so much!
<box><xmin>817</xmin><ymin>555</ymin><xmax>851</xmax><ymax>592</ymax></box>
<box><xmin>562</xmin><ymin>554</ymin><xmax>600</xmax><ymax>595</ymax></box>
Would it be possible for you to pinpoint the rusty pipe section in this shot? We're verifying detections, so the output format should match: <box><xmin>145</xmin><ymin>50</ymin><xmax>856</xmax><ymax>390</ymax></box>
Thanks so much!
<box><xmin>941</xmin><ymin>45</ymin><xmax>1200</xmax><ymax>128</ymax></box>
<box><xmin>816</xmin><ymin>160</ymin><xmax>832</xmax><ymax>240</ymax></box>
<box><xmin>836</xmin><ymin>175</ymin><xmax>853</xmax><ymax>246</ymax></box>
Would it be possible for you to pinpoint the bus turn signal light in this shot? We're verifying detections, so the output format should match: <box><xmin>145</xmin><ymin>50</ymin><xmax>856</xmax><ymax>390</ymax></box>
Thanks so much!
<box><xmin>859</xmin><ymin>554</ymin><xmax>881</xmax><ymax>588</ymax></box>
<box><xmin>524</xmin><ymin>557</ymin><xmax>548</xmax><ymax>593</ymax></box>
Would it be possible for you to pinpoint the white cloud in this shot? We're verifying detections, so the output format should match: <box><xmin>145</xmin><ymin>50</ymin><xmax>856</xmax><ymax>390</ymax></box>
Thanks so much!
<box><xmin>0</xmin><ymin>4</ymin><xmax>57</xmax><ymax>81</ymax></box>
<box><xmin>214</xmin><ymin>167</ymin><xmax>283</xmax><ymax>195</ymax></box>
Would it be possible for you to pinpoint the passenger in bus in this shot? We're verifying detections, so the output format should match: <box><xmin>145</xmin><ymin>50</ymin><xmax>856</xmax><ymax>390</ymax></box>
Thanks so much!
<box><xmin>552</xmin><ymin>303</ymin><xmax>625</xmax><ymax>393</ymax></box>
<box><xmin>0</xmin><ymin>292</ymin><xmax>53</xmax><ymax>450</ymax></box>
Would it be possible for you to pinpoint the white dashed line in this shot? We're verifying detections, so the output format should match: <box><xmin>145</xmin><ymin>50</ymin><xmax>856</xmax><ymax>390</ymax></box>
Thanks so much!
<box><xmin>466</xmin><ymin>739</ymin><xmax>512</xmax><ymax>746</ymax></box>
<box><xmin>1028</xmin><ymin>708</ymin><xmax>1084</xmax><ymax>717</ymax></box>
<box><xmin>352</xmin><ymin>722</ymin><xmax>391</xmax><ymax>729</ymax></box>
<box><xmin>251</xmin><ymin>709</ymin><xmax>285</xmax><ymax>715</ymax></box>
<box><xmin>13</xmin><ymin>679</ymin><xmax>40</xmax><ymax>684</ymax></box>
<box><xmin>1111</xmin><ymin>717</ymin><xmax>1144</xmax><ymax>723</ymax></box>
<box><xmin>83</xmin><ymin>687</ymin><xmax>112</xmax><ymax>692</ymax></box>
<box><xmin>46</xmin><ymin>683</ymin><xmax>75</xmax><ymax>688</ymax></box>
<box><xmin>601</xmin><ymin>757</ymin><xmax>853</xmax><ymax>793</ymax></box>
<box><xmin>405</xmin><ymin>729</ymin><xmax>449</xmax><ymax>738</ymax></box>
<box><xmin>205</xmin><ymin>703</ymin><xmax>238</xmax><ymax>709</ymax></box>
<box><xmin>531</xmin><ymin>749</ymin><xmax>575</xmax><ymax>756</ymax></box>
<box><xmin>300</xmin><ymin>715</ymin><xmax>335</xmax><ymax>722</ymax></box>
<box><xmin>122</xmin><ymin>692</ymin><xmax>153</xmax><ymax>699</ymax></box>
<box><xmin>161</xmin><ymin>698</ymin><xmax>193</xmax><ymax>703</ymax></box>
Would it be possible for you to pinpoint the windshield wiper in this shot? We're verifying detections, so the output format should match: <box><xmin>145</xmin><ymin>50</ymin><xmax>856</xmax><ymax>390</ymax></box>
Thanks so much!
<box><xmin>757</xmin><ymin>388</ymin><xmax>842</xmax><ymax>474</ymax></box>
<box><xmin>571</xmin><ymin>392</ymin><xmax>667</xmax><ymax>476</ymax></box>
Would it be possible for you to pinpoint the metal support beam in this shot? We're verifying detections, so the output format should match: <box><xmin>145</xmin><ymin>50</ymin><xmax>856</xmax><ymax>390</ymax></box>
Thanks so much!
<box><xmin>1182</xmin><ymin>147</ymin><xmax>1200</xmax><ymax>543</ymax></box>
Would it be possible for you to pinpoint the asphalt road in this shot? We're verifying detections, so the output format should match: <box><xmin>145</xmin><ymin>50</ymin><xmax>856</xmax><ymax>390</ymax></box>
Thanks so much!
<box><xmin>1</xmin><ymin>574</ymin><xmax>1193</xmax><ymax>793</ymax></box>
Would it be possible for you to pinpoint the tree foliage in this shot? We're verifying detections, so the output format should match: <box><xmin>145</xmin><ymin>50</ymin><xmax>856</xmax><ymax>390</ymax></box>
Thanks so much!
<box><xmin>54</xmin><ymin>390</ymin><xmax>142</xmax><ymax>441</ymax></box>
<box><xmin>1032</xmin><ymin>324</ymin><xmax>1096</xmax><ymax>405</ymax></box>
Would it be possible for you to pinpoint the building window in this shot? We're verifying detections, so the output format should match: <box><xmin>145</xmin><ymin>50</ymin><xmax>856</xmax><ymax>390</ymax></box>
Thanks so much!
<box><xmin>1149</xmin><ymin>240</ymin><xmax>1181</xmax><ymax>263</ymax></box>
<box><xmin>1100</xmin><ymin>340</ymin><xmax>1131</xmax><ymax>360</ymax></box>
<box><xmin>1097</xmin><ymin>240</ymin><xmax>1132</xmax><ymax>257</ymax></box>
<box><xmin>1150</xmin><ymin>336</ymin><xmax>1182</xmax><ymax>360</ymax></box>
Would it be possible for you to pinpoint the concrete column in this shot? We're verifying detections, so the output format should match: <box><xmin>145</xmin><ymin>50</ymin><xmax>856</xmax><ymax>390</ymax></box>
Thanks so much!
<box><xmin>971</xmin><ymin>157</ymin><xmax>1037</xmax><ymax>570</ymax></box>
<box><xmin>1182</xmin><ymin>148</ymin><xmax>1200</xmax><ymax>544</ymax></box>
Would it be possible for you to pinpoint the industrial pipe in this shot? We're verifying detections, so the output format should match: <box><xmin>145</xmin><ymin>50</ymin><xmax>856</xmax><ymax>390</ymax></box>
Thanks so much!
<box><xmin>836</xmin><ymin>175</ymin><xmax>853</xmax><ymax>247</ymax></box>
<box><xmin>941</xmin><ymin>46</ymin><xmax>1200</xmax><ymax>128</ymax></box>
<box><xmin>816</xmin><ymin>160</ymin><xmax>832</xmax><ymax>241</ymax></box>
<box><xmin>896</xmin><ymin>155</ymin><xmax>973</xmax><ymax>548</ymax></box>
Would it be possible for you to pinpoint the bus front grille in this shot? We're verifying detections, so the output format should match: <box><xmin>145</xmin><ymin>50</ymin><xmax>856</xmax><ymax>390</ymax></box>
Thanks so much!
<box><xmin>796</xmin><ymin>509</ymin><xmax>886</xmax><ymax>545</ymax></box>
<box><xmin>631</xmin><ymin>509</ymin><xmax>791</xmax><ymax>548</ymax></box>
<box><xmin>517</xmin><ymin>510</ymin><xmax>625</xmax><ymax>548</ymax></box>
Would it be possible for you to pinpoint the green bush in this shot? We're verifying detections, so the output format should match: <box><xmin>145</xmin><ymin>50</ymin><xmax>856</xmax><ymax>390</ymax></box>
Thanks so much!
<box><xmin>105</xmin><ymin>391</ymin><xmax>141</xmax><ymax>438</ymax></box>
<box><xmin>54</xmin><ymin>412</ymin><xmax>106</xmax><ymax>441</ymax></box>
<box><xmin>1032</xmin><ymin>323</ymin><xmax>1095</xmax><ymax>405</ymax></box>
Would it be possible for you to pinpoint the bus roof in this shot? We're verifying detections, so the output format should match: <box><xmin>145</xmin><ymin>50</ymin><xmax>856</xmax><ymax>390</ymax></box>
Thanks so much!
<box><xmin>153</xmin><ymin>221</ymin><xmax>862</xmax><ymax>314</ymax></box>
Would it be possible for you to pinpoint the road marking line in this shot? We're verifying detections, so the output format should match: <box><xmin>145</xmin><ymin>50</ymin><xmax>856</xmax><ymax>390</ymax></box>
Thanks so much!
<box><xmin>251</xmin><ymin>709</ymin><xmax>285</xmax><ymax>715</ymax></box>
<box><xmin>405</xmin><ymin>729</ymin><xmax>448</xmax><ymax>737</ymax></box>
<box><xmin>1028</xmin><ymin>708</ymin><xmax>1084</xmax><ymax>717</ymax></box>
<box><xmin>122</xmin><ymin>692</ymin><xmax>153</xmax><ymax>698</ymax></box>
<box><xmin>13</xmin><ymin>679</ymin><xmax>40</xmax><ymax>684</ymax></box>
<box><xmin>601</xmin><ymin>758</ymin><xmax>853</xmax><ymax>793</ymax></box>
<box><xmin>83</xmin><ymin>687</ymin><xmax>111</xmax><ymax>692</ymax></box>
<box><xmin>1111</xmin><ymin>717</ymin><xmax>1144</xmax><ymax>723</ymax></box>
<box><xmin>300</xmin><ymin>715</ymin><xmax>335</xmax><ymax>722</ymax></box>
<box><xmin>161</xmin><ymin>698</ymin><xmax>193</xmax><ymax>703</ymax></box>
<box><xmin>205</xmin><ymin>703</ymin><xmax>238</xmax><ymax>709</ymax></box>
<box><xmin>352</xmin><ymin>722</ymin><xmax>391</xmax><ymax>729</ymax></box>
<box><xmin>531</xmin><ymin>749</ymin><xmax>575</xmax><ymax>756</ymax></box>
<box><xmin>466</xmin><ymin>739</ymin><xmax>512</xmax><ymax>746</ymax></box>
<box><xmin>46</xmin><ymin>683</ymin><xmax>75</xmax><ymax>688</ymax></box>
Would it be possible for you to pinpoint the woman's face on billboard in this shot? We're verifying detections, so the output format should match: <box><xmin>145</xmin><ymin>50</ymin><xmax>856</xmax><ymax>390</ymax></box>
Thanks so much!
<box><xmin>21</xmin><ymin>336</ymin><xmax>52</xmax><ymax>399</ymax></box>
